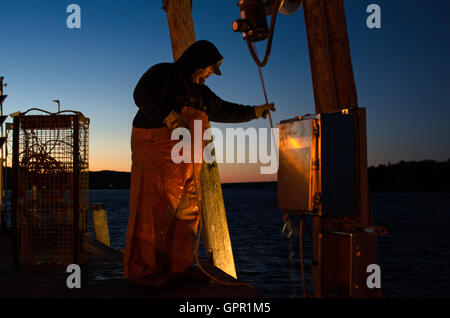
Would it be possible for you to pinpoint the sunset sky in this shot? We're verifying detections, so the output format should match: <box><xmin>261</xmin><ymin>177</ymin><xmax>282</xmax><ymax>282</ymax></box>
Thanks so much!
<box><xmin>1</xmin><ymin>0</ymin><xmax>449</xmax><ymax>183</ymax></box>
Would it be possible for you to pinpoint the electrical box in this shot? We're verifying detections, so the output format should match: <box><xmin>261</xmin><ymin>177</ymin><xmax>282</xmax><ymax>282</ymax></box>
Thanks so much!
<box><xmin>322</xmin><ymin>231</ymin><xmax>381</xmax><ymax>298</ymax></box>
<box><xmin>277</xmin><ymin>110</ymin><xmax>357</xmax><ymax>216</ymax></box>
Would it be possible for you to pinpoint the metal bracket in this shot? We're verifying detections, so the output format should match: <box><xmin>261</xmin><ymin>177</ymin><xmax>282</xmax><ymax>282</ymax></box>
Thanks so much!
<box><xmin>312</xmin><ymin>159</ymin><xmax>319</xmax><ymax>170</ymax></box>
<box><xmin>313</xmin><ymin>125</ymin><xmax>319</xmax><ymax>136</ymax></box>
<box><xmin>313</xmin><ymin>192</ymin><xmax>321</xmax><ymax>212</ymax></box>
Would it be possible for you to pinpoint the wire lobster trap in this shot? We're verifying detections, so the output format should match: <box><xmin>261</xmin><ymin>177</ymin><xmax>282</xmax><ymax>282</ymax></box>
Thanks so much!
<box><xmin>11</xmin><ymin>109</ymin><xmax>89</xmax><ymax>266</ymax></box>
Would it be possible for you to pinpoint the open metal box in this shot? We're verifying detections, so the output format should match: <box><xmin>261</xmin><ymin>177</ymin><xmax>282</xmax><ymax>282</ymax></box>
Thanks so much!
<box><xmin>277</xmin><ymin>109</ymin><xmax>359</xmax><ymax>216</ymax></box>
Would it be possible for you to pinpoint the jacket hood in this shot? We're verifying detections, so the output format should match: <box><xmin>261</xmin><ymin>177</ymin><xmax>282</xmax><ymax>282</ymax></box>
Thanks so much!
<box><xmin>174</xmin><ymin>40</ymin><xmax>223</xmax><ymax>76</ymax></box>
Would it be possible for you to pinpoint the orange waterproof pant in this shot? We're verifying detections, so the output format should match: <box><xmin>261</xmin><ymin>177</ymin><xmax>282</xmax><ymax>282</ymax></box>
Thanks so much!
<box><xmin>124</xmin><ymin>106</ymin><xmax>208</xmax><ymax>278</ymax></box>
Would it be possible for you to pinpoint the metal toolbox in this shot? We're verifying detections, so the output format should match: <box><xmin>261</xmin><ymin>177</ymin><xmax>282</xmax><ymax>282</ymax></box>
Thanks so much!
<box><xmin>277</xmin><ymin>110</ymin><xmax>357</xmax><ymax>216</ymax></box>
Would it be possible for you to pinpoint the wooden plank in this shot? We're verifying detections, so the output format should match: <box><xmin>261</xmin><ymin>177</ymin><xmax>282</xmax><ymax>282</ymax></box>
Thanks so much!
<box><xmin>324</xmin><ymin>0</ymin><xmax>358</xmax><ymax>110</ymax></box>
<box><xmin>354</xmin><ymin>108</ymin><xmax>372</xmax><ymax>227</ymax></box>
<box><xmin>92</xmin><ymin>203</ymin><xmax>111</xmax><ymax>247</ymax></box>
<box><xmin>0</xmin><ymin>158</ymin><xmax>4</xmax><ymax>232</ymax></box>
<box><xmin>165</xmin><ymin>0</ymin><xmax>196</xmax><ymax>61</ymax></box>
<box><xmin>81</xmin><ymin>233</ymin><xmax>120</xmax><ymax>257</ymax></box>
<box><xmin>200</xmin><ymin>154</ymin><xmax>237</xmax><ymax>278</ymax></box>
<box><xmin>0</xmin><ymin>234</ymin><xmax>260</xmax><ymax>298</ymax></box>
<box><xmin>163</xmin><ymin>0</ymin><xmax>237</xmax><ymax>278</ymax></box>
<box><xmin>303</xmin><ymin>0</ymin><xmax>358</xmax><ymax>113</ymax></box>
<box><xmin>303</xmin><ymin>0</ymin><xmax>369</xmax><ymax>298</ymax></box>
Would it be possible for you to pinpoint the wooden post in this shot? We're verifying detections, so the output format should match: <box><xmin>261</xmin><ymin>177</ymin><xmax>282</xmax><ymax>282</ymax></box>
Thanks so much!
<box><xmin>0</xmin><ymin>77</ymin><xmax>5</xmax><ymax>233</ymax></box>
<box><xmin>303</xmin><ymin>0</ymin><xmax>367</xmax><ymax>297</ymax></box>
<box><xmin>162</xmin><ymin>0</ymin><xmax>237</xmax><ymax>278</ymax></box>
<box><xmin>303</xmin><ymin>0</ymin><xmax>358</xmax><ymax>113</ymax></box>
<box><xmin>164</xmin><ymin>0</ymin><xmax>196</xmax><ymax>60</ymax></box>
<box><xmin>92</xmin><ymin>203</ymin><xmax>110</xmax><ymax>247</ymax></box>
<box><xmin>354</xmin><ymin>108</ymin><xmax>371</xmax><ymax>227</ymax></box>
<box><xmin>0</xmin><ymin>158</ymin><xmax>3</xmax><ymax>232</ymax></box>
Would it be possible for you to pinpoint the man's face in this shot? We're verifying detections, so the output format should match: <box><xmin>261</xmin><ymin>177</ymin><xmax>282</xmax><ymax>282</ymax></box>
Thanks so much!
<box><xmin>192</xmin><ymin>65</ymin><xmax>214</xmax><ymax>85</ymax></box>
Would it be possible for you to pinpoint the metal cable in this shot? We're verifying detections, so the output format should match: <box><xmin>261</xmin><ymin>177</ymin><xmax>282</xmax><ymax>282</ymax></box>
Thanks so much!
<box><xmin>299</xmin><ymin>214</ymin><xmax>307</xmax><ymax>298</ymax></box>
<box><xmin>246</xmin><ymin>0</ymin><xmax>283</xmax><ymax>68</ymax></box>
<box><xmin>287</xmin><ymin>234</ymin><xmax>297</xmax><ymax>298</ymax></box>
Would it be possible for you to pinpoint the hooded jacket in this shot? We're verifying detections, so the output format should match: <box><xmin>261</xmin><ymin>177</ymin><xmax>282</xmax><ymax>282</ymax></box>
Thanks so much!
<box><xmin>132</xmin><ymin>40</ymin><xmax>257</xmax><ymax>128</ymax></box>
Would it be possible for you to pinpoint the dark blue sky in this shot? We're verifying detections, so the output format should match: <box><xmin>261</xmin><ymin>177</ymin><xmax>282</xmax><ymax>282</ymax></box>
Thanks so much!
<box><xmin>0</xmin><ymin>0</ymin><xmax>449</xmax><ymax>179</ymax></box>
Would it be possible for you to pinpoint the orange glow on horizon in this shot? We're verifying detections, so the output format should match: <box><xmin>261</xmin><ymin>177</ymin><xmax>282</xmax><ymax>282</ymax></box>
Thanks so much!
<box><xmin>89</xmin><ymin>157</ymin><xmax>277</xmax><ymax>183</ymax></box>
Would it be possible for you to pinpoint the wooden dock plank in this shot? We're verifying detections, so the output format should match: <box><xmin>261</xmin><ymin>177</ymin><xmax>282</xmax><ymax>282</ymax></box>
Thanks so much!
<box><xmin>0</xmin><ymin>234</ymin><xmax>262</xmax><ymax>298</ymax></box>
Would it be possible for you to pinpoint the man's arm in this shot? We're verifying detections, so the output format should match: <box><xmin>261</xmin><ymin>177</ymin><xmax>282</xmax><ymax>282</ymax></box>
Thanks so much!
<box><xmin>202</xmin><ymin>86</ymin><xmax>257</xmax><ymax>123</ymax></box>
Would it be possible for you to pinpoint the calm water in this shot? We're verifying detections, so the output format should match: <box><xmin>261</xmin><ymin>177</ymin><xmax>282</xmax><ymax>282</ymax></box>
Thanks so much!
<box><xmin>88</xmin><ymin>189</ymin><xmax>450</xmax><ymax>298</ymax></box>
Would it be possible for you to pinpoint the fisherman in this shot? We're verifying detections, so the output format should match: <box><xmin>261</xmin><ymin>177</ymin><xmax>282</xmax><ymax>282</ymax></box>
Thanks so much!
<box><xmin>124</xmin><ymin>40</ymin><xmax>275</xmax><ymax>287</ymax></box>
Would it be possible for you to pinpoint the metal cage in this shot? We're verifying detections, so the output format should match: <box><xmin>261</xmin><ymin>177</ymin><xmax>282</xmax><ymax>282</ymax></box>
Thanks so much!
<box><xmin>11</xmin><ymin>110</ymin><xmax>89</xmax><ymax>266</ymax></box>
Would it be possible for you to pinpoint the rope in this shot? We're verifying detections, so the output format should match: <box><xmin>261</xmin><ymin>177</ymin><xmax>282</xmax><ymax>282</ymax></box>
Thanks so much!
<box><xmin>191</xmin><ymin>141</ymin><xmax>255</xmax><ymax>290</ymax></box>
<box><xmin>20</xmin><ymin>107</ymin><xmax>84</xmax><ymax>116</ymax></box>
<box><xmin>287</xmin><ymin>234</ymin><xmax>297</xmax><ymax>298</ymax></box>
<box><xmin>299</xmin><ymin>214</ymin><xmax>307</xmax><ymax>298</ymax></box>
<box><xmin>194</xmin><ymin>205</ymin><xmax>255</xmax><ymax>290</ymax></box>
<box><xmin>251</xmin><ymin>42</ymin><xmax>274</xmax><ymax>130</ymax></box>
<box><xmin>282</xmin><ymin>213</ymin><xmax>309</xmax><ymax>298</ymax></box>
<box><xmin>246</xmin><ymin>0</ymin><xmax>283</xmax><ymax>68</ymax></box>
<box><xmin>251</xmin><ymin>43</ymin><xmax>279</xmax><ymax>172</ymax></box>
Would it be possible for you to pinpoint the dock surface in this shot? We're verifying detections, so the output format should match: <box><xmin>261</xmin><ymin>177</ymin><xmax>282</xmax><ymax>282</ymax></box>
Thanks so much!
<box><xmin>0</xmin><ymin>234</ymin><xmax>262</xmax><ymax>298</ymax></box>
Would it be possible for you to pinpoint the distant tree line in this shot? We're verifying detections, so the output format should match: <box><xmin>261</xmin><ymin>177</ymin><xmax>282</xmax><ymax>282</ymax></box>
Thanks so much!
<box><xmin>88</xmin><ymin>170</ymin><xmax>130</xmax><ymax>189</ymax></box>
<box><xmin>4</xmin><ymin>159</ymin><xmax>450</xmax><ymax>193</ymax></box>
<box><xmin>87</xmin><ymin>160</ymin><xmax>449</xmax><ymax>193</ymax></box>
<box><xmin>367</xmin><ymin>159</ymin><xmax>450</xmax><ymax>193</ymax></box>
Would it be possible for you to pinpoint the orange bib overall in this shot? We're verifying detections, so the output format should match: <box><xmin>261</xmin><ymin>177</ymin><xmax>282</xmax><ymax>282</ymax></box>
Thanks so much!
<box><xmin>124</xmin><ymin>106</ymin><xmax>208</xmax><ymax>278</ymax></box>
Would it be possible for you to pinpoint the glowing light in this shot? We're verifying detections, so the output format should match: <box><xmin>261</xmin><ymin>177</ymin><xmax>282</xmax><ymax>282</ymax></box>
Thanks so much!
<box><xmin>289</xmin><ymin>138</ymin><xmax>300</xmax><ymax>148</ymax></box>
<box><xmin>286</xmin><ymin>137</ymin><xmax>310</xmax><ymax>149</ymax></box>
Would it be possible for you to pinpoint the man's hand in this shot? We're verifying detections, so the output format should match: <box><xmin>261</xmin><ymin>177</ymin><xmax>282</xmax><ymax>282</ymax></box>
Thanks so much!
<box><xmin>163</xmin><ymin>110</ymin><xmax>188</xmax><ymax>132</ymax></box>
<box><xmin>254</xmin><ymin>103</ymin><xmax>276</xmax><ymax>119</ymax></box>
